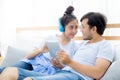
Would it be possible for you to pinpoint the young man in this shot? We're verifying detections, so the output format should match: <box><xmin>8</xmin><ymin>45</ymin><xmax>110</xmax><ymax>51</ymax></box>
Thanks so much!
<box><xmin>0</xmin><ymin>12</ymin><xmax>114</xmax><ymax>80</ymax></box>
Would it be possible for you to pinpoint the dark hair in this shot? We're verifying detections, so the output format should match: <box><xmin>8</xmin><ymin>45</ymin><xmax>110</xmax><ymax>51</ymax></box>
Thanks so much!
<box><xmin>80</xmin><ymin>12</ymin><xmax>107</xmax><ymax>35</ymax></box>
<box><xmin>59</xmin><ymin>6</ymin><xmax>77</xmax><ymax>31</ymax></box>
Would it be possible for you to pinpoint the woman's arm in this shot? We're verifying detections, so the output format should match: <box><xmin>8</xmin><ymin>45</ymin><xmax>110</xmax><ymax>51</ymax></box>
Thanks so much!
<box><xmin>25</xmin><ymin>43</ymin><xmax>48</xmax><ymax>59</ymax></box>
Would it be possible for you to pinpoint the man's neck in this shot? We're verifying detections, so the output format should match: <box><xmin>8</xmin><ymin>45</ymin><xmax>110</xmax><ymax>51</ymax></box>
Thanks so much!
<box><xmin>88</xmin><ymin>35</ymin><xmax>104</xmax><ymax>44</ymax></box>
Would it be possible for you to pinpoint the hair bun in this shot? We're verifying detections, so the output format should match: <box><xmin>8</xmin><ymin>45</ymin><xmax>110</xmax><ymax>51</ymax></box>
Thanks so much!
<box><xmin>65</xmin><ymin>6</ymin><xmax>74</xmax><ymax>15</ymax></box>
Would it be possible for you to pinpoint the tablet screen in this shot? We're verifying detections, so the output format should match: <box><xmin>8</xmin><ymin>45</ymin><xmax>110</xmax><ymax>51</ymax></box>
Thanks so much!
<box><xmin>46</xmin><ymin>40</ymin><xmax>61</xmax><ymax>58</ymax></box>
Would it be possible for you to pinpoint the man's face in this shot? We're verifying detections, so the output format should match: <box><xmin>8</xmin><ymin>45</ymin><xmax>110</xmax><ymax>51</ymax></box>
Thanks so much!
<box><xmin>80</xmin><ymin>18</ymin><xmax>93</xmax><ymax>40</ymax></box>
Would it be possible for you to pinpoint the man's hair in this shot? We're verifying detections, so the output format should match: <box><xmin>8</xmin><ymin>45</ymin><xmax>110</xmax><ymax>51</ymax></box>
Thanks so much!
<box><xmin>80</xmin><ymin>12</ymin><xmax>107</xmax><ymax>35</ymax></box>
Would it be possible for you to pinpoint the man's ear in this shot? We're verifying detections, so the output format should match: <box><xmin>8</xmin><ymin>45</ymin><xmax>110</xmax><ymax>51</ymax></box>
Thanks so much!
<box><xmin>92</xmin><ymin>26</ymin><xmax>97</xmax><ymax>32</ymax></box>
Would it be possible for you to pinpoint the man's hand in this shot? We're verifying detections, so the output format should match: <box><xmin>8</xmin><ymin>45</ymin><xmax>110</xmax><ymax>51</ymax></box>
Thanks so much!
<box><xmin>51</xmin><ymin>58</ymin><xmax>64</xmax><ymax>69</ymax></box>
<box><xmin>56</xmin><ymin>50</ymin><xmax>72</xmax><ymax>65</ymax></box>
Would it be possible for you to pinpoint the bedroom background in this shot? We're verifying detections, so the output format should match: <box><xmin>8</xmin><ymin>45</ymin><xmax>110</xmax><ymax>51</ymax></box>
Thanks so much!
<box><xmin>0</xmin><ymin>0</ymin><xmax>120</xmax><ymax>57</ymax></box>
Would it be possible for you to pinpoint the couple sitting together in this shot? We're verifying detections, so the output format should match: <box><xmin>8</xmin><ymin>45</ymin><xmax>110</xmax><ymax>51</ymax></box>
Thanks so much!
<box><xmin>0</xmin><ymin>6</ymin><xmax>114</xmax><ymax>80</ymax></box>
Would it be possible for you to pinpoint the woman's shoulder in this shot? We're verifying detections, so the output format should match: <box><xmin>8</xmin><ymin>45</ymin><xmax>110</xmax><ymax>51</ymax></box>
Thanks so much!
<box><xmin>45</xmin><ymin>34</ymin><xmax>58</xmax><ymax>40</ymax></box>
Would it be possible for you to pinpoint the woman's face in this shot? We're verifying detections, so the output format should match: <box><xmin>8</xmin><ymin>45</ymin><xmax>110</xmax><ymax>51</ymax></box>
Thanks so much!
<box><xmin>64</xmin><ymin>19</ymin><xmax>78</xmax><ymax>39</ymax></box>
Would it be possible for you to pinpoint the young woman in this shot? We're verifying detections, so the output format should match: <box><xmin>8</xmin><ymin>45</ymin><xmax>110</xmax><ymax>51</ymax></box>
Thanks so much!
<box><xmin>21</xmin><ymin>5</ymin><xmax>78</xmax><ymax>75</ymax></box>
<box><xmin>0</xmin><ymin>6</ymin><xmax>79</xmax><ymax>80</ymax></box>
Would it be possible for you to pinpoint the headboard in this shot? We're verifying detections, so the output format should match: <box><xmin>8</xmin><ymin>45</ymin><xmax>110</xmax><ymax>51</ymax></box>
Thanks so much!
<box><xmin>16</xmin><ymin>23</ymin><xmax>120</xmax><ymax>41</ymax></box>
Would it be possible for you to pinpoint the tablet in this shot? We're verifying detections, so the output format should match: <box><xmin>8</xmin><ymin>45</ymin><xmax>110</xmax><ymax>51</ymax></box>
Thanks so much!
<box><xmin>46</xmin><ymin>40</ymin><xmax>61</xmax><ymax>58</ymax></box>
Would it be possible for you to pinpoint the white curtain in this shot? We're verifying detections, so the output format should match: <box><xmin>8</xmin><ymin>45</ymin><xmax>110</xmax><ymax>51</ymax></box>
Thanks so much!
<box><xmin>0</xmin><ymin>0</ymin><xmax>16</xmax><ymax>45</ymax></box>
<box><xmin>0</xmin><ymin>0</ymin><xmax>120</xmax><ymax>45</ymax></box>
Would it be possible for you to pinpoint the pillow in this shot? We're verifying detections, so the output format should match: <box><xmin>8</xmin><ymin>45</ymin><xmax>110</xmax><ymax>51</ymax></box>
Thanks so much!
<box><xmin>101</xmin><ymin>61</ymin><xmax>120</xmax><ymax>80</ymax></box>
<box><xmin>0</xmin><ymin>46</ymin><xmax>28</xmax><ymax>67</ymax></box>
<box><xmin>114</xmin><ymin>45</ymin><xmax>120</xmax><ymax>61</ymax></box>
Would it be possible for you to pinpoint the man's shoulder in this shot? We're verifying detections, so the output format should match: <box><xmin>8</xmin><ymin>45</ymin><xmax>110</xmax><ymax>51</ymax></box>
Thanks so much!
<box><xmin>100</xmin><ymin>40</ymin><xmax>112</xmax><ymax>47</ymax></box>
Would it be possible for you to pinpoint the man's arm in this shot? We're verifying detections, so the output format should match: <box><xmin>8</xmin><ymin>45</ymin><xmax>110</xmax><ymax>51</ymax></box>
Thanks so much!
<box><xmin>67</xmin><ymin>58</ymin><xmax>110</xmax><ymax>79</ymax></box>
<box><xmin>57</xmin><ymin>50</ymin><xmax>111</xmax><ymax>80</ymax></box>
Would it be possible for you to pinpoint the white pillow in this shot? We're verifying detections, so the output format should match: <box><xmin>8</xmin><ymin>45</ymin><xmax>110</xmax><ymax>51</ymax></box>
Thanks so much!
<box><xmin>113</xmin><ymin>45</ymin><xmax>120</xmax><ymax>61</ymax></box>
<box><xmin>101</xmin><ymin>61</ymin><xmax>120</xmax><ymax>80</ymax></box>
<box><xmin>0</xmin><ymin>46</ymin><xmax>28</xmax><ymax>67</ymax></box>
<box><xmin>101</xmin><ymin>44</ymin><xmax>120</xmax><ymax>80</ymax></box>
